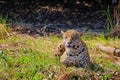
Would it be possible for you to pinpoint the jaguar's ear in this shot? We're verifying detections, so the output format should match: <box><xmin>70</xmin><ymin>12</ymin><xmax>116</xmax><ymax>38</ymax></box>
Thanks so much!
<box><xmin>79</xmin><ymin>32</ymin><xmax>83</xmax><ymax>36</ymax></box>
<box><xmin>61</xmin><ymin>31</ymin><xmax>64</xmax><ymax>35</ymax></box>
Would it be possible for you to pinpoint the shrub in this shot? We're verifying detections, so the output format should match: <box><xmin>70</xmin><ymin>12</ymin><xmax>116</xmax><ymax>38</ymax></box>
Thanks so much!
<box><xmin>0</xmin><ymin>14</ymin><xmax>11</xmax><ymax>39</ymax></box>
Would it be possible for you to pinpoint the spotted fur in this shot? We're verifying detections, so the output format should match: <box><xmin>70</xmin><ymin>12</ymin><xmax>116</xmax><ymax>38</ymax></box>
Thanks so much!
<box><xmin>56</xmin><ymin>30</ymin><xmax>92</xmax><ymax>68</ymax></box>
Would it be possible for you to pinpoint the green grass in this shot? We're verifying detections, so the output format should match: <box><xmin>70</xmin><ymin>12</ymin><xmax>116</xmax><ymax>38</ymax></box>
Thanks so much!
<box><xmin>106</xmin><ymin>5</ymin><xmax>113</xmax><ymax>32</ymax></box>
<box><xmin>0</xmin><ymin>33</ymin><xmax>120</xmax><ymax>80</ymax></box>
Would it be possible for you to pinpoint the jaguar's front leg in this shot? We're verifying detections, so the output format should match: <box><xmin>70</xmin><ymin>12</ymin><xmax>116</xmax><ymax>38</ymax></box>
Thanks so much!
<box><xmin>54</xmin><ymin>44</ymin><xmax>65</xmax><ymax>57</ymax></box>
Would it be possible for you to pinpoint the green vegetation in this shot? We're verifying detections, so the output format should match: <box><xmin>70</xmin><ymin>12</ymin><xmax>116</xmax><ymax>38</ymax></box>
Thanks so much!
<box><xmin>106</xmin><ymin>6</ymin><xmax>113</xmax><ymax>32</ymax></box>
<box><xmin>0</xmin><ymin>14</ymin><xmax>11</xmax><ymax>39</ymax></box>
<box><xmin>0</xmin><ymin>0</ymin><xmax>119</xmax><ymax>79</ymax></box>
<box><xmin>0</xmin><ymin>33</ymin><xmax>120</xmax><ymax>80</ymax></box>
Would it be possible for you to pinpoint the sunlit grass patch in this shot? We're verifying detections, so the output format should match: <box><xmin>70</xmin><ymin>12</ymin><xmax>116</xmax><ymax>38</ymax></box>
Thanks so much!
<box><xmin>0</xmin><ymin>33</ymin><xmax>120</xmax><ymax>79</ymax></box>
<box><xmin>0</xmin><ymin>44</ymin><xmax>61</xmax><ymax>79</ymax></box>
<box><xmin>0</xmin><ymin>34</ymin><xmax>62</xmax><ymax>79</ymax></box>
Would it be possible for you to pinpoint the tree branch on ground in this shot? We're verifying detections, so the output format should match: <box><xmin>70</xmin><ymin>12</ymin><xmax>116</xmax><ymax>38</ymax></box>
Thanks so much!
<box><xmin>97</xmin><ymin>43</ymin><xmax>120</xmax><ymax>57</ymax></box>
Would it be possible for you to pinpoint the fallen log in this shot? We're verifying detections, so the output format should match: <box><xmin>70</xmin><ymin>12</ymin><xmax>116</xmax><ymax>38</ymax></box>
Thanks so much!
<box><xmin>97</xmin><ymin>43</ymin><xmax>120</xmax><ymax>57</ymax></box>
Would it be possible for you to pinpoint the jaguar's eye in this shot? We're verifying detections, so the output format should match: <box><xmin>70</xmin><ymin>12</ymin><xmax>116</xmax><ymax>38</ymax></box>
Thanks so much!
<box><xmin>69</xmin><ymin>54</ymin><xmax>72</xmax><ymax>56</ymax></box>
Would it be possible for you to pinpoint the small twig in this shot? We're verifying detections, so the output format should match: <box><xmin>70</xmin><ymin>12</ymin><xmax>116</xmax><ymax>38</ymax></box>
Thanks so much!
<box><xmin>3</xmin><ymin>28</ymin><xmax>10</xmax><ymax>36</ymax></box>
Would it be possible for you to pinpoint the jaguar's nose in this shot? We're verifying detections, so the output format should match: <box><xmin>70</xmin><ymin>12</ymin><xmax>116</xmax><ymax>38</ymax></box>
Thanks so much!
<box><xmin>67</xmin><ymin>41</ymin><xmax>72</xmax><ymax>45</ymax></box>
